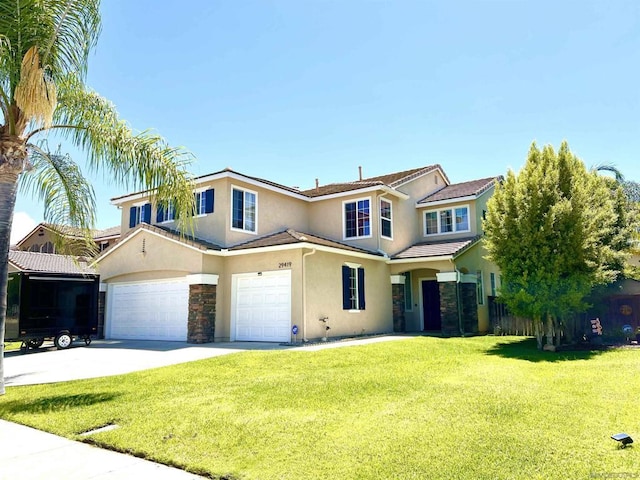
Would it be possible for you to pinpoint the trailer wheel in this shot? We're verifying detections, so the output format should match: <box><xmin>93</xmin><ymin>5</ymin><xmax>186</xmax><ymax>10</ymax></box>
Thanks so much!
<box><xmin>27</xmin><ymin>338</ymin><xmax>44</xmax><ymax>349</ymax></box>
<box><xmin>54</xmin><ymin>332</ymin><xmax>73</xmax><ymax>350</ymax></box>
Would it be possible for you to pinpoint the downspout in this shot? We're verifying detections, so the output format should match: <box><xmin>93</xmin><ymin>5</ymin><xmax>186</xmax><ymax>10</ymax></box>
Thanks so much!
<box><xmin>302</xmin><ymin>248</ymin><xmax>317</xmax><ymax>342</ymax></box>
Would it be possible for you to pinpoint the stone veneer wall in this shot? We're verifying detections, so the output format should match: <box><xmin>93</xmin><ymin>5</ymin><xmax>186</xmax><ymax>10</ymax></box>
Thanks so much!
<box><xmin>188</xmin><ymin>284</ymin><xmax>216</xmax><ymax>343</ymax></box>
<box><xmin>461</xmin><ymin>283</ymin><xmax>479</xmax><ymax>334</ymax></box>
<box><xmin>392</xmin><ymin>283</ymin><xmax>405</xmax><ymax>333</ymax></box>
<box><xmin>97</xmin><ymin>291</ymin><xmax>105</xmax><ymax>339</ymax></box>
<box><xmin>438</xmin><ymin>282</ymin><xmax>479</xmax><ymax>335</ymax></box>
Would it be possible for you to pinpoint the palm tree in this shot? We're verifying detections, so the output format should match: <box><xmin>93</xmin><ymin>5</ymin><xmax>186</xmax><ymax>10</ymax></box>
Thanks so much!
<box><xmin>0</xmin><ymin>0</ymin><xmax>196</xmax><ymax>395</ymax></box>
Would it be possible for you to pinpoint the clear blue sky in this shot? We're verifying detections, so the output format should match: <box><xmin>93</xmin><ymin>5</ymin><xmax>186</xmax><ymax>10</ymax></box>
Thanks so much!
<box><xmin>11</xmin><ymin>0</ymin><xmax>640</xmax><ymax>241</ymax></box>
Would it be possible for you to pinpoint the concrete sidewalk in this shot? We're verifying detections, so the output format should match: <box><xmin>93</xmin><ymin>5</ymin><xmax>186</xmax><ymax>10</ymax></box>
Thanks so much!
<box><xmin>0</xmin><ymin>419</ymin><xmax>205</xmax><ymax>479</ymax></box>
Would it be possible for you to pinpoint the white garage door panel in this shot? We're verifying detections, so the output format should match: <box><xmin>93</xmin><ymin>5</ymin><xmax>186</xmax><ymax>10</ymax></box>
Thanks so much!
<box><xmin>108</xmin><ymin>281</ymin><xmax>188</xmax><ymax>341</ymax></box>
<box><xmin>234</xmin><ymin>271</ymin><xmax>291</xmax><ymax>342</ymax></box>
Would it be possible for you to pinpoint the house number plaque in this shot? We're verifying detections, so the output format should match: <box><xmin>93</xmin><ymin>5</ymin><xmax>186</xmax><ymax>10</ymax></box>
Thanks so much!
<box><xmin>278</xmin><ymin>262</ymin><xmax>292</xmax><ymax>269</ymax></box>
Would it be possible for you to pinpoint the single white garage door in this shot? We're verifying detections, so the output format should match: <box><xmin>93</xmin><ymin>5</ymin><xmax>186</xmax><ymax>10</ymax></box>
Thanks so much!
<box><xmin>233</xmin><ymin>270</ymin><xmax>291</xmax><ymax>342</ymax></box>
<box><xmin>107</xmin><ymin>280</ymin><xmax>189</xmax><ymax>341</ymax></box>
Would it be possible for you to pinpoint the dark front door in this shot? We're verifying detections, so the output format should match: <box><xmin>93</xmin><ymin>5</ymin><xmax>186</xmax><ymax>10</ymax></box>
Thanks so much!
<box><xmin>422</xmin><ymin>280</ymin><xmax>441</xmax><ymax>331</ymax></box>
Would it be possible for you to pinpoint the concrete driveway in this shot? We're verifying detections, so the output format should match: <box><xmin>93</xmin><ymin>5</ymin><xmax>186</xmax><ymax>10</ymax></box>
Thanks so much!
<box><xmin>3</xmin><ymin>339</ymin><xmax>294</xmax><ymax>387</ymax></box>
<box><xmin>4</xmin><ymin>335</ymin><xmax>411</xmax><ymax>386</ymax></box>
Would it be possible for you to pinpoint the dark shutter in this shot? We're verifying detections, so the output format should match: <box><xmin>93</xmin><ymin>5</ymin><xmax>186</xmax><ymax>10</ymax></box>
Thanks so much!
<box><xmin>342</xmin><ymin>266</ymin><xmax>351</xmax><ymax>310</ymax></box>
<box><xmin>205</xmin><ymin>188</ymin><xmax>214</xmax><ymax>213</ymax></box>
<box><xmin>142</xmin><ymin>203</ymin><xmax>151</xmax><ymax>224</ymax></box>
<box><xmin>156</xmin><ymin>204</ymin><xmax>165</xmax><ymax>223</ymax></box>
<box><xmin>129</xmin><ymin>206</ymin><xmax>137</xmax><ymax>228</ymax></box>
<box><xmin>357</xmin><ymin>268</ymin><xmax>365</xmax><ymax>310</ymax></box>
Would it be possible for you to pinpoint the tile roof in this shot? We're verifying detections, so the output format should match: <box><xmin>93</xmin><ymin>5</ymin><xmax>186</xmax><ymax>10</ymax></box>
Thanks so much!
<box><xmin>93</xmin><ymin>225</ymin><xmax>121</xmax><ymax>240</ymax></box>
<box><xmin>392</xmin><ymin>236</ymin><xmax>481</xmax><ymax>260</ymax></box>
<box><xmin>117</xmin><ymin>223</ymin><xmax>223</xmax><ymax>252</ymax></box>
<box><xmin>229</xmin><ymin>229</ymin><xmax>383</xmax><ymax>255</ymax></box>
<box><xmin>9</xmin><ymin>250</ymin><xmax>97</xmax><ymax>274</ymax></box>
<box><xmin>300</xmin><ymin>165</ymin><xmax>445</xmax><ymax>198</ymax></box>
<box><xmin>418</xmin><ymin>176</ymin><xmax>501</xmax><ymax>204</ymax></box>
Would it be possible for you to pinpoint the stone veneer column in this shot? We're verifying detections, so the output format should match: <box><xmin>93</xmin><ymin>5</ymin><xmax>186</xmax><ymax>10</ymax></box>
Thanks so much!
<box><xmin>460</xmin><ymin>283</ymin><xmax>479</xmax><ymax>334</ymax></box>
<box><xmin>188</xmin><ymin>284</ymin><xmax>216</xmax><ymax>343</ymax></box>
<box><xmin>98</xmin><ymin>284</ymin><xmax>106</xmax><ymax>339</ymax></box>
<box><xmin>390</xmin><ymin>275</ymin><xmax>406</xmax><ymax>333</ymax></box>
<box><xmin>186</xmin><ymin>274</ymin><xmax>219</xmax><ymax>344</ymax></box>
<box><xmin>438</xmin><ymin>282</ymin><xmax>459</xmax><ymax>335</ymax></box>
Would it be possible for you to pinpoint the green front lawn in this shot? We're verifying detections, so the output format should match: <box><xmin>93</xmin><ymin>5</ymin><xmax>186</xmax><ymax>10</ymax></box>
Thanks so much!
<box><xmin>1</xmin><ymin>336</ymin><xmax>639</xmax><ymax>480</ymax></box>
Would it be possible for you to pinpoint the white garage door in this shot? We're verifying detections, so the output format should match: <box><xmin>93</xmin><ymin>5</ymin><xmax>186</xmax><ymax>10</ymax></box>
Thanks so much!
<box><xmin>233</xmin><ymin>270</ymin><xmax>291</xmax><ymax>342</ymax></box>
<box><xmin>107</xmin><ymin>280</ymin><xmax>189</xmax><ymax>341</ymax></box>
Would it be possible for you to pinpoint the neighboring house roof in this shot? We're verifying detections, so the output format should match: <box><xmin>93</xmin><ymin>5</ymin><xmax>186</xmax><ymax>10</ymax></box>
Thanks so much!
<box><xmin>392</xmin><ymin>236</ymin><xmax>482</xmax><ymax>260</ymax></box>
<box><xmin>229</xmin><ymin>229</ymin><xmax>383</xmax><ymax>255</ymax></box>
<box><xmin>93</xmin><ymin>225</ymin><xmax>121</xmax><ymax>241</ymax></box>
<box><xmin>16</xmin><ymin>222</ymin><xmax>121</xmax><ymax>247</ymax></box>
<box><xmin>418</xmin><ymin>176</ymin><xmax>501</xmax><ymax>204</ymax></box>
<box><xmin>8</xmin><ymin>250</ymin><xmax>96</xmax><ymax>275</ymax></box>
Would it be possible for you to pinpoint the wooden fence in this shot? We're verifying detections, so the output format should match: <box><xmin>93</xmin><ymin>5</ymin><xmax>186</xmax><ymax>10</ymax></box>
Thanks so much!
<box><xmin>488</xmin><ymin>296</ymin><xmax>533</xmax><ymax>336</ymax></box>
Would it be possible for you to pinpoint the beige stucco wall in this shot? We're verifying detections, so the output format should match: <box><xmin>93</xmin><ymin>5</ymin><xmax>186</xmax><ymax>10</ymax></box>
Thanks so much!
<box><xmin>302</xmin><ymin>251</ymin><xmax>393</xmax><ymax>340</ymax></box>
<box><xmin>117</xmin><ymin>177</ymin><xmax>310</xmax><ymax>248</ymax></box>
<box><xmin>96</xmin><ymin>231</ymin><xmax>206</xmax><ymax>282</ymax></box>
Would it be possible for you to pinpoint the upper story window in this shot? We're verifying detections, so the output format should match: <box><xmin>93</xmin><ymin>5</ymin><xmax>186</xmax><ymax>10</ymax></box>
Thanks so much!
<box><xmin>424</xmin><ymin>205</ymin><xmax>470</xmax><ymax>236</ymax></box>
<box><xmin>380</xmin><ymin>198</ymin><xmax>392</xmax><ymax>239</ymax></box>
<box><xmin>194</xmin><ymin>188</ymin><xmax>215</xmax><ymax>216</ymax></box>
<box><xmin>344</xmin><ymin>197</ymin><xmax>371</xmax><ymax>239</ymax></box>
<box><xmin>156</xmin><ymin>199</ymin><xmax>176</xmax><ymax>223</ymax></box>
<box><xmin>129</xmin><ymin>203</ymin><xmax>151</xmax><ymax>228</ymax></box>
<box><xmin>231</xmin><ymin>186</ymin><xmax>257</xmax><ymax>233</ymax></box>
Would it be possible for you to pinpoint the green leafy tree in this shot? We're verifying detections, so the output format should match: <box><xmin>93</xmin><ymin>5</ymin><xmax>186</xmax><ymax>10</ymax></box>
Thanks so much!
<box><xmin>0</xmin><ymin>0</ymin><xmax>196</xmax><ymax>394</ymax></box>
<box><xmin>484</xmin><ymin>142</ymin><xmax>632</xmax><ymax>349</ymax></box>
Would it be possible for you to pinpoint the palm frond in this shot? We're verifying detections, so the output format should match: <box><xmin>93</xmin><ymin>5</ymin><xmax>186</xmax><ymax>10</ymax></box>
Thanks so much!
<box><xmin>19</xmin><ymin>141</ymin><xmax>97</xmax><ymax>254</ymax></box>
<box><xmin>592</xmin><ymin>163</ymin><xmax>625</xmax><ymax>182</ymax></box>
<box><xmin>40</xmin><ymin>74</ymin><xmax>196</xmax><ymax>233</ymax></box>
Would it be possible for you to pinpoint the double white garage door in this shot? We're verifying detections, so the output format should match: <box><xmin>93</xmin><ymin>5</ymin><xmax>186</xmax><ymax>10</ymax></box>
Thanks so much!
<box><xmin>106</xmin><ymin>271</ymin><xmax>291</xmax><ymax>342</ymax></box>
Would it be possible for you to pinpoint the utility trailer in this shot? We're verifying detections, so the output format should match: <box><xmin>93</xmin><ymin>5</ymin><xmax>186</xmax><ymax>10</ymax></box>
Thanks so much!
<box><xmin>5</xmin><ymin>271</ymin><xmax>99</xmax><ymax>352</ymax></box>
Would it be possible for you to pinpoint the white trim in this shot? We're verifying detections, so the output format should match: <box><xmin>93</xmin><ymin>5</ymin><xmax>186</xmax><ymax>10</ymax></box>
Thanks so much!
<box><xmin>386</xmin><ymin>255</ymin><xmax>454</xmax><ymax>265</ymax></box>
<box><xmin>342</xmin><ymin>196</ymin><xmax>373</xmax><ymax>240</ymax></box>
<box><xmin>311</xmin><ymin>185</ymin><xmax>409</xmax><ymax>202</ymax></box>
<box><xmin>436</xmin><ymin>271</ymin><xmax>459</xmax><ymax>282</ymax></box>
<box><xmin>230</xmin><ymin>184</ymin><xmax>258</xmax><ymax>235</ymax></box>
<box><xmin>186</xmin><ymin>274</ymin><xmax>219</xmax><ymax>285</ymax></box>
<box><xmin>99</xmin><ymin>282</ymin><xmax>107</xmax><ymax>292</ymax></box>
<box><xmin>390</xmin><ymin>275</ymin><xmax>405</xmax><ymax>284</ymax></box>
<box><xmin>416</xmin><ymin>195</ymin><xmax>476</xmax><ymax>209</ymax></box>
<box><xmin>344</xmin><ymin>261</ymin><xmax>362</xmax><ymax>269</ymax></box>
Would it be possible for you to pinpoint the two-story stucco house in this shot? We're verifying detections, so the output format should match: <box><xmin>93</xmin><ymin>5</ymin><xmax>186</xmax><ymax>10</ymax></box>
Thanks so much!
<box><xmin>95</xmin><ymin>165</ymin><xmax>501</xmax><ymax>343</ymax></box>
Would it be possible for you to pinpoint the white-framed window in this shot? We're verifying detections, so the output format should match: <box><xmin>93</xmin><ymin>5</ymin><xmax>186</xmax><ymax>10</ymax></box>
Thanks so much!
<box><xmin>423</xmin><ymin>205</ymin><xmax>470</xmax><ymax>236</ymax></box>
<box><xmin>157</xmin><ymin>199</ymin><xmax>176</xmax><ymax>223</ymax></box>
<box><xmin>194</xmin><ymin>188</ymin><xmax>214</xmax><ymax>216</ymax></box>
<box><xmin>342</xmin><ymin>263</ymin><xmax>365</xmax><ymax>311</ymax></box>
<box><xmin>380</xmin><ymin>198</ymin><xmax>392</xmax><ymax>239</ymax></box>
<box><xmin>231</xmin><ymin>186</ymin><xmax>257</xmax><ymax>233</ymax></box>
<box><xmin>477</xmin><ymin>270</ymin><xmax>484</xmax><ymax>305</ymax></box>
<box><xmin>344</xmin><ymin>197</ymin><xmax>371</xmax><ymax>239</ymax></box>
<box><xmin>404</xmin><ymin>271</ymin><xmax>413</xmax><ymax>311</ymax></box>
<box><xmin>129</xmin><ymin>202</ymin><xmax>151</xmax><ymax>228</ymax></box>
